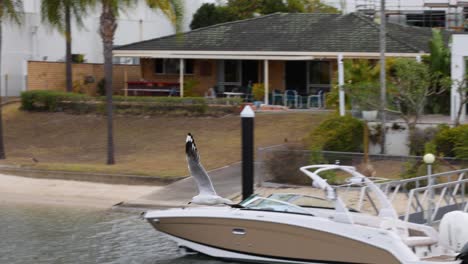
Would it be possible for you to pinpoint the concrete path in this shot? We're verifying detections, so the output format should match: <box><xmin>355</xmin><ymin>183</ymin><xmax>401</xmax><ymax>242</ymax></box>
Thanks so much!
<box><xmin>121</xmin><ymin>162</ymin><xmax>264</xmax><ymax>209</ymax></box>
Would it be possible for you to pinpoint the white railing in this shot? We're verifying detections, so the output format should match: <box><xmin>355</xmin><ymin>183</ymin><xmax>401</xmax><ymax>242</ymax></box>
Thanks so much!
<box><xmin>372</xmin><ymin>169</ymin><xmax>468</xmax><ymax>224</ymax></box>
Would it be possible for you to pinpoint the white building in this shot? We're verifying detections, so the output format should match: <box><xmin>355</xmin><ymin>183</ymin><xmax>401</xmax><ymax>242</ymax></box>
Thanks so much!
<box><xmin>451</xmin><ymin>34</ymin><xmax>468</xmax><ymax>123</ymax></box>
<box><xmin>325</xmin><ymin>0</ymin><xmax>468</xmax><ymax>29</ymax></box>
<box><xmin>1</xmin><ymin>0</ymin><xmax>214</xmax><ymax>96</ymax></box>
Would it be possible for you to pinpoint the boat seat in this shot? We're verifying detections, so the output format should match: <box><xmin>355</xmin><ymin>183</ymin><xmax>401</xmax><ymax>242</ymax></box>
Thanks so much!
<box><xmin>402</xmin><ymin>236</ymin><xmax>438</xmax><ymax>247</ymax></box>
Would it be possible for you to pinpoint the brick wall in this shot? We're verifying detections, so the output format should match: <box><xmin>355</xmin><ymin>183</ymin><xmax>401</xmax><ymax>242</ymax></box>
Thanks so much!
<box><xmin>141</xmin><ymin>59</ymin><xmax>218</xmax><ymax>96</ymax></box>
<box><xmin>27</xmin><ymin>61</ymin><xmax>141</xmax><ymax>95</ymax></box>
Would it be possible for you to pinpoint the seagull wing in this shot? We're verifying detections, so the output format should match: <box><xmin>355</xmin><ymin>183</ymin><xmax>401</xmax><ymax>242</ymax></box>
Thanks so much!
<box><xmin>186</xmin><ymin>134</ymin><xmax>217</xmax><ymax>196</ymax></box>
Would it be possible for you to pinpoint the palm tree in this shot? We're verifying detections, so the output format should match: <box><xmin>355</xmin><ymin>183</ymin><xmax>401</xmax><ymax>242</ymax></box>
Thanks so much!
<box><xmin>97</xmin><ymin>0</ymin><xmax>183</xmax><ymax>165</ymax></box>
<box><xmin>41</xmin><ymin>0</ymin><xmax>90</xmax><ymax>93</ymax></box>
<box><xmin>0</xmin><ymin>0</ymin><xmax>23</xmax><ymax>160</ymax></box>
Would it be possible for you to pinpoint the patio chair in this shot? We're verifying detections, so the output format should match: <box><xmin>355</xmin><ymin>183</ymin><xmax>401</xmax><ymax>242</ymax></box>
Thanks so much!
<box><xmin>204</xmin><ymin>87</ymin><xmax>217</xmax><ymax>99</ymax></box>
<box><xmin>272</xmin><ymin>89</ymin><xmax>284</xmax><ymax>105</ymax></box>
<box><xmin>242</xmin><ymin>85</ymin><xmax>253</xmax><ymax>102</ymax></box>
<box><xmin>307</xmin><ymin>90</ymin><xmax>323</xmax><ymax>108</ymax></box>
<box><xmin>283</xmin><ymin>90</ymin><xmax>301</xmax><ymax>108</ymax></box>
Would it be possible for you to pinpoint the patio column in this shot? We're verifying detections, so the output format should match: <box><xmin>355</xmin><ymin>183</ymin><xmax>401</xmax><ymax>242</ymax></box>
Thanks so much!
<box><xmin>338</xmin><ymin>54</ymin><xmax>345</xmax><ymax>116</ymax></box>
<box><xmin>264</xmin><ymin>60</ymin><xmax>269</xmax><ymax>105</ymax></box>
<box><xmin>179</xmin><ymin>58</ymin><xmax>184</xmax><ymax>97</ymax></box>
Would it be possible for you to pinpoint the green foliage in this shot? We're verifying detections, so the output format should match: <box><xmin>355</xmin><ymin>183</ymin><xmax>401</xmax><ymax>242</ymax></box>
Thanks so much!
<box><xmin>183</xmin><ymin>79</ymin><xmax>199</xmax><ymax>97</ymax></box>
<box><xmin>97</xmin><ymin>78</ymin><xmax>106</xmax><ymax>96</ymax></box>
<box><xmin>20</xmin><ymin>90</ymin><xmax>242</xmax><ymax>113</ymax></box>
<box><xmin>343</xmin><ymin>59</ymin><xmax>396</xmax><ymax>111</ymax></box>
<box><xmin>423</xmin><ymin>29</ymin><xmax>451</xmax><ymax>114</ymax></box>
<box><xmin>190</xmin><ymin>0</ymin><xmax>338</xmax><ymax>30</ymax></box>
<box><xmin>408</xmin><ymin>127</ymin><xmax>439</xmax><ymax>156</ymax></box>
<box><xmin>0</xmin><ymin>0</ymin><xmax>23</xmax><ymax>23</ymax></box>
<box><xmin>432</xmin><ymin>124</ymin><xmax>468</xmax><ymax>159</ymax></box>
<box><xmin>309</xmin><ymin>115</ymin><xmax>364</xmax><ymax>152</ymax></box>
<box><xmin>40</xmin><ymin>0</ymin><xmax>89</xmax><ymax>33</ymax></box>
<box><xmin>190</xmin><ymin>3</ymin><xmax>235</xmax><ymax>29</ymax></box>
<box><xmin>20</xmin><ymin>90</ymin><xmax>88</xmax><ymax>111</ymax></box>
<box><xmin>428</xmin><ymin>29</ymin><xmax>450</xmax><ymax>76</ymax></box>
<box><xmin>391</xmin><ymin>58</ymin><xmax>431</xmax><ymax>126</ymax></box>
<box><xmin>265</xmin><ymin>145</ymin><xmax>312</xmax><ymax>185</ymax></box>
<box><xmin>252</xmin><ymin>83</ymin><xmax>265</xmax><ymax>101</ymax></box>
<box><xmin>300</xmin><ymin>0</ymin><xmax>339</xmax><ymax>13</ymax></box>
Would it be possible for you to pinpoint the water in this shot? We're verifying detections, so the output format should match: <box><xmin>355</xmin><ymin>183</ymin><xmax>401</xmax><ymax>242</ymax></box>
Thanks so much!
<box><xmin>0</xmin><ymin>204</ymin><xmax>239</xmax><ymax>264</ymax></box>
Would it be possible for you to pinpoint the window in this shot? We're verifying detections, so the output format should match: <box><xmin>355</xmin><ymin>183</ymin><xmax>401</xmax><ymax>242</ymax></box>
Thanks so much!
<box><xmin>406</xmin><ymin>11</ymin><xmax>445</xmax><ymax>28</ymax></box>
<box><xmin>113</xmin><ymin>57</ymin><xmax>140</xmax><ymax>65</ymax></box>
<box><xmin>309</xmin><ymin>61</ymin><xmax>330</xmax><ymax>85</ymax></box>
<box><xmin>464</xmin><ymin>7</ymin><xmax>468</xmax><ymax>31</ymax></box>
<box><xmin>154</xmin><ymin>59</ymin><xmax>194</xmax><ymax>74</ymax></box>
<box><xmin>224</xmin><ymin>60</ymin><xmax>241</xmax><ymax>83</ymax></box>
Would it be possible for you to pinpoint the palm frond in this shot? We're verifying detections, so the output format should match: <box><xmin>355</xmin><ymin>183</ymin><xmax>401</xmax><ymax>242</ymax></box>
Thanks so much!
<box><xmin>0</xmin><ymin>0</ymin><xmax>24</xmax><ymax>24</ymax></box>
<box><xmin>41</xmin><ymin>0</ymin><xmax>91</xmax><ymax>33</ymax></box>
<box><xmin>146</xmin><ymin>0</ymin><xmax>184</xmax><ymax>33</ymax></box>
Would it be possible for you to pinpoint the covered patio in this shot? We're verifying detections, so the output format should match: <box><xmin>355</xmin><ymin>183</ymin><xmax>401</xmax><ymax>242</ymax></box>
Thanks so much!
<box><xmin>114</xmin><ymin>12</ymin><xmax>440</xmax><ymax>113</ymax></box>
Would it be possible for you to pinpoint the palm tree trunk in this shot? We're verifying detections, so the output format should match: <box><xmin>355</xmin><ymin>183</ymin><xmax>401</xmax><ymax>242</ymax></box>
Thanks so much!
<box><xmin>65</xmin><ymin>4</ymin><xmax>73</xmax><ymax>92</ymax></box>
<box><xmin>0</xmin><ymin>19</ymin><xmax>6</xmax><ymax>160</ymax></box>
<box><xmin>100</xmin><ymin>2</ymin><xmax>117</xmax><ymax>165</ymax></box>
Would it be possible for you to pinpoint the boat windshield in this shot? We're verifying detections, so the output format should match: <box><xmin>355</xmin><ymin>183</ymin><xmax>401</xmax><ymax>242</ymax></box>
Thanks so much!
<box><xmin>267</xmin><ymin>193</ymin><xmax>335</xmax><ymax>210</ymax></box>
<box><xmin>239</xmin><ymin>195</ymin><xmax>314</xmax><ymax>215</ymax></box>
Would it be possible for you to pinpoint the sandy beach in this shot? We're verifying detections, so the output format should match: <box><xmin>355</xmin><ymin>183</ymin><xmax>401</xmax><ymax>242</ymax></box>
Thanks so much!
<box><xmin>0</xmin><ymin>173</ymin><xmax>159</xmax><ymax>209</ymax></box>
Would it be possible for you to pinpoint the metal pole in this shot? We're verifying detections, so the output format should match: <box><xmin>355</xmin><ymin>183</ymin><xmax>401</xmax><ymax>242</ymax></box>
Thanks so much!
<box><xmin>241</xmin><ymin>105</ymin><xmax>255</xmax><ymax>200</ymax></box>
<box><xmin>428</xmin><ymin>163</ymin><xmax>434</xmax><ymax>225</ymax></box>
<box><xmin>179</xmin><ymin>59</ymin><xmax>184</xmax><ymax>98</ymax></box>
<box><xmin>4</xmin><ymin>74</ymin><xmax>8</xmax><ymax>102</ymax></box>
<box><xmin>338</xmin><ymin>54</ymin><xmax>345</xmax><ymax>116</ymax></box>
<box><xmin>379</xmin><ymin>0</ymin><xmax>387</xmax><ymax>154</ymax></box>
<box><xmin>264</xmin><ymin>60</ymin><xmax>269</xmax><ymax>105</ymax></box>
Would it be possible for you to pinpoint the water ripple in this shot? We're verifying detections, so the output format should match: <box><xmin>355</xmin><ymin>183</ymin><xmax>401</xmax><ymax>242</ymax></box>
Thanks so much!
<box><xmin>0</xmin><ymin>204</ymin><xmax>239</xmax><ymax>264</ymax></box>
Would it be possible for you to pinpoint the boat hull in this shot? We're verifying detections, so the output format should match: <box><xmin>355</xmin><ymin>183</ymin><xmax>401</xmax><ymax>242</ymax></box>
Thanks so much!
<box><xmin>146</xmin><ymin>211</ymin><xmax>403</xmax><ymax>264</ymax></box>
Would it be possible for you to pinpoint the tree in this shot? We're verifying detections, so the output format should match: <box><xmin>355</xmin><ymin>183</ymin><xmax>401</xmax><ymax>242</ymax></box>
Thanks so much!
<box><xmin>190</xmin><ymin>0</ymin><xmax>338</xmax><ymax>30</ymax></box>
<box><xmin>190</xmin><ymin>3</ymin><xmax>234</xmax><ymax>30</ymax></box>
<box><xmin>391</xmin><ymin>59</ymin><xmax>450</xmax><ymax>154</ymax></box>
<box><xmin>453</xmin><ymin>76</ymin><xmax>468</xmax><ymax>127</ymax></box>
<box><xmin>300</xmin><ymin>0</ymin><xmax>339</xmax><ymax>13</ymax></box>
<box><xmin>424</xmin><ymin>29</ymin><xmax>451</xmax><ymax>114</ymax></box>
<box><xmin>97</xmin><ymin>0</ymin><xmax>183</xmax><ymax>165</ymax></box>
<box><xmin>0</xmin><ymin>0</ymin><xmax>23</xmax><ymax>160</ymax></box>
<box><xmin>41</xmin><ymin>0</ymin><xmax>90</xmax><ymax>93</ymax></box>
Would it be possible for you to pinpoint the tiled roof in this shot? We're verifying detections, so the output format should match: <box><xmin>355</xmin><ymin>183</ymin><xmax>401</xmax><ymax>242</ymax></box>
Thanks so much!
<box><xmin>115</xmin><ymin>13</ymin><xmax>445</xmax><ymax>54</ymax></box>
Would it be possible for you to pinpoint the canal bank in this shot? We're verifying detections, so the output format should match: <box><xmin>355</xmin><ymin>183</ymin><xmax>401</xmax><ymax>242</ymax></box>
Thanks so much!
<box><xmin>0</xmin><ymin>173</ymin><xmax>159</xmax><ymax>209</ymax></box>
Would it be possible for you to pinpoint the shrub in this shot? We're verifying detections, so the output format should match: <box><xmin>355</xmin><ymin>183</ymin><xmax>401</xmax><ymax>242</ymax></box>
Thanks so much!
<box><xmin>252</xmin><ymin>83</ymin><xmax>264</xmax><ymax>101</ymax></box>
<box><xmin>20</xmin><ymin>90</ymin><xmax>240</xmax><ymax>116</ymax></box>
<box><xmin>264</xmin><ymin>145</ymin><xmax>311</xmax><ymax>185</ymax></box>
<box><xmin>21</xmin><ymin>90</ymin><xmax>88</xmax><ymax>111</ymax></box>
<box><xmin>432</xmin><ymin>124</ymin><xmax>468</xmax><ymax>158</ymax></box>
<box><xmin>408</xmin><ymin>127</ymin><xmax>439</xmax><ymax>156</ymax></box>
<box><xmin>97</xmin><ymin>79</ymin><xmax>106</xmax><ymax>96</ymax></box>
<box><xmin>309</xmin><ymin>115</ymin><xmax>364</xmax><ymax>152</ymax></box>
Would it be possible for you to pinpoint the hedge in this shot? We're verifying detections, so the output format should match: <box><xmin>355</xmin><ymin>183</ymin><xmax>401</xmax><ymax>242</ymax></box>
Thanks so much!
<box><xmin>21</xmin><ymin>90</ymin><xmax>242</xmax><ymax>116</ymax></box>
<box><xmin>309</xmin><ymin>115</ymin><xmax>364</xmax><ymax>153</ymax></box>
<box><xmin>432</xmin><ymin>124</ymin><xmax>468</xmax><ymax>159</ymax></box>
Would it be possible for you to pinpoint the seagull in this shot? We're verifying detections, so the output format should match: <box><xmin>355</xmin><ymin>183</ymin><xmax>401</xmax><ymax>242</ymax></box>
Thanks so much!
<box><xmin>186</xmin><ymin>133</ymin><xmax>233</xmax><ymax>206</ymax></box>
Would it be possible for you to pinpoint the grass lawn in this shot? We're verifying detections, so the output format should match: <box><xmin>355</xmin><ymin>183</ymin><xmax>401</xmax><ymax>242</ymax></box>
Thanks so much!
<box><xmin>1</xmin><ymin>103</ymin><xmax>328</xmax><ymax>177</ymax></box>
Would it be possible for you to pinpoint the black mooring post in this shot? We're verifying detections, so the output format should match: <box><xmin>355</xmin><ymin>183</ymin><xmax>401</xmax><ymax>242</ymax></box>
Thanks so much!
<box><xmin>241</xmin><ymin>105</ymin><xmax>255</xmax><ymax>201</ymax></box>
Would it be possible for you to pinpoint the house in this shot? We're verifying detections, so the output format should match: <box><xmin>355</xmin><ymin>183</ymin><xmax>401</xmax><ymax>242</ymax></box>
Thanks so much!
<box><xmin>2</xmin><ymin>0</ymin><xmax>211</xmax><ymax>96</ymax></box>
<box><xmin>113</xmin><ymin>12</ymin><xmax>439</xmax><ymax>107</ymax></box>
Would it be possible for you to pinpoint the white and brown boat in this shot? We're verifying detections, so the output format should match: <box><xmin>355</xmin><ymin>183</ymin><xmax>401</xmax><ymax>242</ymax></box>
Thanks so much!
<box><xmin>145</xmin><ymin>135</ymin><xmax>468</xmax><ymax>264</ymax></box>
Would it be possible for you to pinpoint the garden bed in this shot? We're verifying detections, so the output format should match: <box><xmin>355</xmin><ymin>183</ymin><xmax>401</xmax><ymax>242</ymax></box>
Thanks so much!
<box><xmin>21</xmin><ymin>90</ymin><xmax>242</xmax><ymax>116</ymax></box>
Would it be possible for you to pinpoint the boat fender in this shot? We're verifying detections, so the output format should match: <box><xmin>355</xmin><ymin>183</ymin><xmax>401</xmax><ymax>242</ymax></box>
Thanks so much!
<box><xmin>439</xmin><ymin>211</ymin><xmax>468</xmax><ymax>252</ymax></box>
<box><xmin>456</xmin><ymin>242</ymin><xmax>468</xmax><ymax>264</ymax></box>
